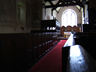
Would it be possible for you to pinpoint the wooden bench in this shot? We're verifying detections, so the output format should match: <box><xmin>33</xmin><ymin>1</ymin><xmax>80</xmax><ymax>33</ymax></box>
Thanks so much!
<box><xmin>62</xmin><ymin>32</ymin><xmax>96</xmax><ymax>72</ymax></box>
<box><xmin>74</xmin><ymin>32</ymin><xmax>96</xmax><ymax>59</ymax></box>
<box><xmin>1</xmin><ymin>32</ymin><xmax>58</xmax><ymax>72</ymax></box>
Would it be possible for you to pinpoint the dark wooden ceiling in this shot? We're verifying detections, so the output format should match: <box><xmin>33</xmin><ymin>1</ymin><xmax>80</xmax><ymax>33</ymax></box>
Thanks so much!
<box><xmin>44</xmin><ymin>0</ymin><xmax>88</xmax><ymax>8</ymax></box>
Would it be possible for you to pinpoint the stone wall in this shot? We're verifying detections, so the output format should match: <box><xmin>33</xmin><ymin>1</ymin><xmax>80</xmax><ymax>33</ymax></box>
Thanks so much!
<box><xmin>0</xmin><ymin>0</ymin><xmax>43</xmax><ymax>33</ymax></box>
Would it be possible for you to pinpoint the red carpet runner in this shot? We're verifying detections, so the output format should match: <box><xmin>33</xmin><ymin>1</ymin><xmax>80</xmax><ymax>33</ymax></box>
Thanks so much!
<box><xmin>28</xmin><ymin>40</ymin><xmax>67</xmax><ymax>72</ymax></box>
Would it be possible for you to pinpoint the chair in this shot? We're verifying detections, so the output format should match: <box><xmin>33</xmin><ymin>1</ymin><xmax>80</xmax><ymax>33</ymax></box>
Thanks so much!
<box><xmin>60</xmin><ymin>26</ymin><xmax>66</xmax><ymax>36</ymax></box>
<box><xmin>66</xmin><ymin>26</ymin><xmax>72</xmax><ymax>32</ymax></box>
<box><xmin>72</xmin><ymin>26</ymin><xmax>80</xmax><ymax>32</ymax></box>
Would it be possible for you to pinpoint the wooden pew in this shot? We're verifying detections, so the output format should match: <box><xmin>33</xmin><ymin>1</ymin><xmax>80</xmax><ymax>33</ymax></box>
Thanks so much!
<box><xmin>62</xmin><ymin>33</ymin><xmax>75</xmax><ymax>72</ymax></box>
<box><xmin>1</xmin><ymin>32</ymin><xmax>58</xmax><ymax>72</ymax></box>
<box><xmin>62</xmin><ymin>32</ymin><xmax>96</xmax><ymax>72</ymax></box>
<box><xmin>74</xmin><ymin>32</ymin><xmax>96</xmax><ymax>59</ymax></box>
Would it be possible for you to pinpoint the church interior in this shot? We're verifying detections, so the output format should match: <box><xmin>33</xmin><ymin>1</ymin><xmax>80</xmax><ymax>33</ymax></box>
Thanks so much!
<box><xmin>1</xmin><ymin>0</ymin><xmax>96</xmax><ymax>72</ymax></box>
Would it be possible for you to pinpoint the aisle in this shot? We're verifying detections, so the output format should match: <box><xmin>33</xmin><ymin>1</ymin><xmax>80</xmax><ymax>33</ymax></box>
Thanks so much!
<box><xmin>28</xmin><ymin>40</ymin><xmax>67</xmax><ymax>72</ymax></box>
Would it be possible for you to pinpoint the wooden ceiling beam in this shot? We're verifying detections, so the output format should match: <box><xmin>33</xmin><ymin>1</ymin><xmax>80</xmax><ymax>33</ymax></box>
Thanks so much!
<box><xmin>45</xmin><ymin>2</ymin><xmax>83</xmax><ymax>8</ymax></box>
<box><xmin>44</xmin><ymin>0</ymin><xmax>88</xmax><ymax>8</ymax></box>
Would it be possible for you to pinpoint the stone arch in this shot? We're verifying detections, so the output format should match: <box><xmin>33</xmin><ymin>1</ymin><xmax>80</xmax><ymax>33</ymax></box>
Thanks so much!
<box><xmin>61</xmin><ymin>9</ymin><xmax>77</xmax><ymax>27</ymax></box>
<box><xmin>56</xmin><ymin>6</ymin><xmax>82</xmax><ymax>27</ymax></box>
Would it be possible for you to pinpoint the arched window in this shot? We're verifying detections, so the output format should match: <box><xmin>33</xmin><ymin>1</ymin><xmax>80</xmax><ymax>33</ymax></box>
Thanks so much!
<box><xmin>62</xmin><ymin>9</ymin><xmax>77</xmax><ymax>27</ymax></box>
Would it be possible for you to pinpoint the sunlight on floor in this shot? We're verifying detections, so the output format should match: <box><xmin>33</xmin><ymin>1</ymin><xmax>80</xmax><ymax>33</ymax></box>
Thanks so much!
<box><xmin>69</xmin><ymin>45</ymin><xmax>88</xmax><ymax>72</ymax></box>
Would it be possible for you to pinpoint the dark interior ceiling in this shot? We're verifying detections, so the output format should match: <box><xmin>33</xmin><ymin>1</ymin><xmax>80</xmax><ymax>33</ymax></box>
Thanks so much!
<box><xmin>44</xmin><ymin>0</ymin><xmax>88</xmax><ymax>8</ymax></box>
<box><xmin>44</xmin><ymin>0</ymin><xmax>56</xmax><ymax>1</ymax></box>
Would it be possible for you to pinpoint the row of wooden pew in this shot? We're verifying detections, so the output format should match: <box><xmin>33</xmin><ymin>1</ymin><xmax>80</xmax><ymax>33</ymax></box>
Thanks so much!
<box><xmin>62</xmin><ymin>32</ymin><xmax>96</xmax><ymax>72</ymax></box>
<box><xmin>1</xmin><ymin>32</ymin><xmax>58</xmax><ymax>72</ymax></box>
<box><xmin>74</xmin><ymin>32</ymin><xmax>96</xmax><ymax>60</ymax></box>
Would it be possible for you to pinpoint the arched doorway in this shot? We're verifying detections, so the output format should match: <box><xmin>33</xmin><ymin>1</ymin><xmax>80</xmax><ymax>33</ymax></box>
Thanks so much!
<box><xmin>61</xmin><ymin>9</ymin><xmax>77</xmax><ymax>27</ymax></box>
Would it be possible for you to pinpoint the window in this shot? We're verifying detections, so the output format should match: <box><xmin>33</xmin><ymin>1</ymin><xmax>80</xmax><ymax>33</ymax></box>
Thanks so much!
<box><xmin>62</xmin><ymin>9</ymin><xmax>77</xmax><ymax>27</ymax></box>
